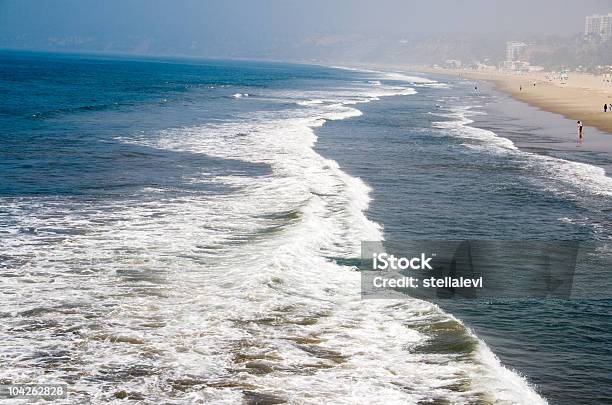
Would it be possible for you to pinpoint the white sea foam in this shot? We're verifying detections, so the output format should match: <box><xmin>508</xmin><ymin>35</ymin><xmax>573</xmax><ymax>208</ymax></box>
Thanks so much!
<box><xmin>382</xmin><ymin>71</ymin><xmax>437</xmax><ymax>84</ymax></box>
<box><xmin>329</xmin><ymin>64</ymin><xmax>444</xmax><ymax>87</ymax></box>
<box><xmin>435</xmin><ymin>106</ymin><xmax>612</xmax><ymax>200</ymax></box>
<box><xmin>297</xmin><ymin>99</ymin><xmax>324</xmax><ymax>106</ymax></box>
<box><xmin>0</xmin><ymin>74</ymin><xmax>546</xmax><ymax>403</ymax></box>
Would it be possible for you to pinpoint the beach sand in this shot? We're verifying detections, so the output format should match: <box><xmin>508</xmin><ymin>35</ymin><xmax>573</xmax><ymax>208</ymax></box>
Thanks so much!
<box><xmin>414</xmin><ymin>67</ymin><xmax>612</xmax><ymax>135</ymax></box>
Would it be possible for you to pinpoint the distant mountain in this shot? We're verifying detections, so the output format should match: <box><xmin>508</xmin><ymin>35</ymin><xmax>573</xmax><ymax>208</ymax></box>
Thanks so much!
<box><xmin>1</xmin><ymin>32</ymin><xmax>609</xmax><ymax>72</ymax></box>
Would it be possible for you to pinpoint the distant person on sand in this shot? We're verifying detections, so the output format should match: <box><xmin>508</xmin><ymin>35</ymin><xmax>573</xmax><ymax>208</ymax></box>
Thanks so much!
<box><xmin>605</xmin><ymin>104</ymin><xmax>608</xmax><ymax>113</ymax></box>
<box><xmin>577</xmin><ymin>121</ymin><xmax>584</xmax><ymax>139</ymax></box>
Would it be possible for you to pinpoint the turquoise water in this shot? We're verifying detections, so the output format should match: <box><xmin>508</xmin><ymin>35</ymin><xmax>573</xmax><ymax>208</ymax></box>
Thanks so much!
<box><xmin>1</xmin><ymin>51</ymin><xmax>611</xmax><ymax>404</ymax></box>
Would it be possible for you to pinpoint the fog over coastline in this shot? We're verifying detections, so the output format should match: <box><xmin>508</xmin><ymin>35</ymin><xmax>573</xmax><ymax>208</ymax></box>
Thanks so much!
<box><xmin>1</xmin><ymin>0</ymin><xmax>610</xmax><ymax>65</ymax></box>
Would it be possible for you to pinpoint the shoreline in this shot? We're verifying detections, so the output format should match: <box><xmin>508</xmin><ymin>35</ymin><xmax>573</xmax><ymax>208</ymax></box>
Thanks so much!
<box><xmin>412</xmin><ymin>67</ymin><xmax>612</xmax><ymax>136</ymax></box>
<box><xmin>312</xmin><ymin>76</ymin><xmax>610</xmax><ymax>405</ymax></box>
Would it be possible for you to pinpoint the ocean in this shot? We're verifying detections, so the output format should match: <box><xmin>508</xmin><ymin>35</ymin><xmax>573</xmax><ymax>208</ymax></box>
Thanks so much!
<box><xmin>1</xmin><ymin>51</ymin><xmax>611</xmax><ymax>404</ymax></box>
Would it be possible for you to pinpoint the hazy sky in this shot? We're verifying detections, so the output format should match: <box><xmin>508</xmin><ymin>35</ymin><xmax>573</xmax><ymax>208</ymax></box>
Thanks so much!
<box><xmin>1</xmin><ymin>0</ymin><xmax>610</xmax><ymax>57</ymax></box>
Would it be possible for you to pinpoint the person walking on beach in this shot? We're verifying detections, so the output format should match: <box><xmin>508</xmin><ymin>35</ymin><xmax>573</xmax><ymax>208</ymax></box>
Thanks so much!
<box><xmin>605</xmin><ymin>104</ymin><xmax>608</xmax><ymax>113</ymax></box>
<box><xmin>577</xmin><ymin>121</ymin><xmax>584</xmax><ymax>139</ymax></box>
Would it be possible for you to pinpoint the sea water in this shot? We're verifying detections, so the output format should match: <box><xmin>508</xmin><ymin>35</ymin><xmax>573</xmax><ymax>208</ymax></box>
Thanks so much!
<box><xmin>1</xmin><ymin>51</ymin><xmax>610</xmax><ymax>404</ymax></box>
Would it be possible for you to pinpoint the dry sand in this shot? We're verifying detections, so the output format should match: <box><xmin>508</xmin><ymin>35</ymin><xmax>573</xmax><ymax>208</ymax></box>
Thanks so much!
<box><xmin>415</xmin><ymin>67</ymin><xmax>612</xmax><ymax>135</ymax></box>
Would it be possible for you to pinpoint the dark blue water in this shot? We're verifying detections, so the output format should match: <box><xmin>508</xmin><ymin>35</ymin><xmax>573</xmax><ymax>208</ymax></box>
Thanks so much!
<box><xmin>1</xmin><ymin>51</ymin><xmax>611</xmax><ymax>404</ymax></box>
<box><xmin>316</xmin><ymin>77</ymin><xmax>612</xmax><ymax>405</ymax></box>
<box><xmin>0</xmin><ymin>51</ymin><xmax>348</xmax><ymax>198</ymax></box>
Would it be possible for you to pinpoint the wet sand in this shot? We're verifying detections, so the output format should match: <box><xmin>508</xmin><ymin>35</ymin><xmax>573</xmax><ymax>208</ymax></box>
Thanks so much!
<box><xmin>473</xmin><ymin>80</ymin><xmax>612</xmax><ymax>173</ymax></box>
<box><xmin>415</xmin><ymin>67</ymin><xmax>612</xmax><ymax>136</ymax></box>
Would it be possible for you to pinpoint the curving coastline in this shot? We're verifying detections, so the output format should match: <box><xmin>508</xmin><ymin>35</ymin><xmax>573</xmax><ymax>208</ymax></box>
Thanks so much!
<box><xmin>414</xmin><ymin>67</ymin><xmax>612</xmax><ymax>135</ymax></box>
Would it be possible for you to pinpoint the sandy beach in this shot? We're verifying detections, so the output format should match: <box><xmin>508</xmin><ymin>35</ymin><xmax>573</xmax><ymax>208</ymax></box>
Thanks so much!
<box><xmin>415</xmin><ymin>67</ymin><xmax>612</xmax><ymax>135</ymax></box>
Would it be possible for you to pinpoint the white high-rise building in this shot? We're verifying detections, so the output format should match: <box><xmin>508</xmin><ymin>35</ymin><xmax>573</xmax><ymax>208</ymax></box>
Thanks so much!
<box><xmin>505</xmin><ymin>41</ymin><xmax>527</xmax><ymax>62</ymax></box>
<box><xmin>585</xmin><ymin>13</ymin><xmax>612</xmax><ymax>42</ymax></box>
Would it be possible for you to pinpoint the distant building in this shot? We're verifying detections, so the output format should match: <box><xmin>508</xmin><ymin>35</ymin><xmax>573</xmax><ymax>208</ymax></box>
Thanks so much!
<box><xmin>474</xmin><ymin>62</ymin><xmax>496</xmax><ymax>71</ymax></box>
<box><xmin>444</xmin><ymin>59</ymin><xmax>462</xmax><ymax>69</ymax></box>
<box><xmin>503</xmin><ymin>41</ymin><xmax>528</xmax><ymax>70</ymax></box>
<box><xmin>585</xmin><ymin>13</ymin><xmax>612</xmax><ymax>42</ymax></box>
<box><xmin>505</xmin><ymin>41</ymin><xmax>527</xmax><ymax>62</ymax></box>
<box><xmin>527</xmin><ymin>65</ymin><xmax>545</xmax><ymax>73</ymax></box>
